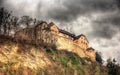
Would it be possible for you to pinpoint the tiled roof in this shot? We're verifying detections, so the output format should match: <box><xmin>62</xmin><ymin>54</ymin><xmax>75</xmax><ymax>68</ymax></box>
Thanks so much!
<box><xmin>74</xmin><ymin>34</ymin><xmax>85</xmax><ymax>39</ymax></box>
<box><xmin>87</xmin><ymin>47</ymin><xmax>94</xmax><ymax>51</ymax></box>
<box><xmin>59</xmin><ymin>29</ymin><xmax>75</xmax><ymax>38</ymax></box>
<box><xmin>74</xmin><ymin>34</ymin><xmax>89</xmax><ymax>43</ymax></box>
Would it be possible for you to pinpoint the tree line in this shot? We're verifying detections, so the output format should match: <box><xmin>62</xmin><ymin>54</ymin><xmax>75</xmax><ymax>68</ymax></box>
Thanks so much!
<box><xmin>0</xmin><ymin>7</ymin><xmax>42</xmax><ymax>36</ymax></box>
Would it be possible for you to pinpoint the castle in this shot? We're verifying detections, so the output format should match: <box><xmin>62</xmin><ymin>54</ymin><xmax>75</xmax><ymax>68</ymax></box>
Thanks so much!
<box><xmin>14</xmin><ymin>22</ymin><xmax>96</xmax><ymax>61</ymax></box>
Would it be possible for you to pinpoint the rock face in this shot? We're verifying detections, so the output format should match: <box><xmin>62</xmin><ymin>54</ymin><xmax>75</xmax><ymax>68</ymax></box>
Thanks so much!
<box><xmin>14</xmin><ymin>22</ymin><xmax>96</xmax><ymax>61</ymax></box>
<box><xmin>0</xmin><ymin>40</ymin><xmax>52</xmax><ymax>70</ymax></box>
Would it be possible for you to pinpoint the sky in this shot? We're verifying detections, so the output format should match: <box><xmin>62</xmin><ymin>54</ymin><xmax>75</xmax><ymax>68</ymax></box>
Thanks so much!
<box><xmin>1</xmin><ymin>0</ymin><xmax>120</xmax><ymax>64</ymax></box>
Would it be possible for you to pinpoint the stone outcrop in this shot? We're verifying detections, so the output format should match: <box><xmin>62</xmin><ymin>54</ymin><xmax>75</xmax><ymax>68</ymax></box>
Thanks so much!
<box><xmin>14</xmin><ymin>22</ymin><xmax>96</xmax><ymax>61</ymax></box>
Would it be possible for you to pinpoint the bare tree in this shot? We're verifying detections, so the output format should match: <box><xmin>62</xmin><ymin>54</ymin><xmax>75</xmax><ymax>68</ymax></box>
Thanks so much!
<box><xmin>20</xmin><ymin>16</ymin><xmax>33</xmax><ymax>28</ymax></box>
<box><xmin>0</xmin><ymin>8</ymin><xmax>4</xmax><ymax>34</ymax></box>
<box><xmin>0</xmin><ymin>8</ymin><xmax>11</xmax><ymax>35</ymax></box>
<box><xmin>11</xmin><ymin>16</ymin><xmax>19</xmax><ymax>32</ymax></box>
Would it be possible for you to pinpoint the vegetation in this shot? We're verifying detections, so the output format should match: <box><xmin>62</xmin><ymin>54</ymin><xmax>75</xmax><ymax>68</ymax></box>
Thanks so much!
<box><xmin>45</xmin><ymin>48</ymin><xmax>108</xmax><ymax>75</ymax></box>
<box><xmin>0</xmin><ymin>7</ymin><xmax>120</xmax><ymax>75</ymax></box>
<box><xmin>0</xmin><ymin>7</ymin><xmax>42</xmax><ymax>36</ymax></box>
<box><xmin>96</xmin><ymin>51</ymin><xmax>103</xmax><ymax>64</ymax></box>
<box><xmin>106</xmin><ymin>58</ymin><xmax>120</xmax><ymax>75</ymax></box>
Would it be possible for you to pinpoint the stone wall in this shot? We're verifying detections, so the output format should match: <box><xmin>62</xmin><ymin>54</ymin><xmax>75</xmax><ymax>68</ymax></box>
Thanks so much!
<box><xmin>55</xmin><ymin>34</ymin><xmax>86</xmax><ymax>58</ymax></box>
<box><xmin>14</xmin><ymin>23</ymin><xmax>57</xmax><ymax>46</ymax></box>
<box><xmin>54</xmin><ymin>33</ymin><xmax>96</xmax><ymax>61</ymax></box>
<box><xmin>85</xmin><ymin>50</ymin><xmax>96</xmax><ymax>61</ymax></box>
<box><xmin>74</xmin><ymin>36</ymin><xmax>89</xmax><ymax>50</ymax></box>
<box><xmin>14</xmin><ymin>22</ymin><xmax>96</xmax><ymax>61</ymax></box>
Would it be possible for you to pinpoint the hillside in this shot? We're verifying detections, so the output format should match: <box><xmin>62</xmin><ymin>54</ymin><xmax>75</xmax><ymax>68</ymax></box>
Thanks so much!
<box><xmin>0</xmin><ymin>20</ymin><xmax>120</xmax><ymax>75</ymax></box>
<box><xmin>0</xmin><ymin>35</ymin><xmax>108</xmax><ymax>75</ymax></box>
<box><xmin>14</xmin><ymin>22</ymin><xmax>96</xmax><ymax>62</ymax></box>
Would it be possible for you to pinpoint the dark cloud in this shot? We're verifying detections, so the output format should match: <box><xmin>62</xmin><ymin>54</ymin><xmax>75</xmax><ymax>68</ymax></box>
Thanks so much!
<box><xmin>0</xmin><ymin>0</ymin><xmax>3</xmax><ymax>7</ymax></box>
<box><xmin>94</xmin><ymin>13</ymin><xmax>120</xmax><ymax>28</ymax></box>
<box><xmin>91</xmin><ymin>24</ymin><xmax>117</xmax><ymax>39</ymax></box>
<box><xmin>116</xmin><ymin>0</ymin><xmax>120</xmax><ymax>7</ymax></box>
<box><xmin>46</xmin><ymin>0</ymin><xmax>119</xmax><ymax>22</ymax></box>
<box><xmin>90</xmin><ymin>10</ymin><xmax>120</xmax><ymax>39</ymax></box>
<box><xmin>2</xmin><ymin>0</ymin><xmax>120</xmax><ymax>22</ymax></box>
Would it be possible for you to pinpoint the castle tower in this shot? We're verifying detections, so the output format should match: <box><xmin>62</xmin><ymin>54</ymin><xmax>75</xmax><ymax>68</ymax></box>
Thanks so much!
<box><xmin>74</xmin><ymin>34</ymin><xmax>89</xmax><ymax>50</ymax></box>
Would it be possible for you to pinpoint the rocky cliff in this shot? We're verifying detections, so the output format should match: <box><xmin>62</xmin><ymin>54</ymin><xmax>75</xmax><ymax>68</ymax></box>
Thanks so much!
<box><xmin>0</xmin><ymin>35</ymin><xmax>108</xmax><ymax>75</ymax></box>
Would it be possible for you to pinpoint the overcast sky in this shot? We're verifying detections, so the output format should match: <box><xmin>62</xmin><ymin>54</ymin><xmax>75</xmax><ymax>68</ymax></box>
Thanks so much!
<box><xmin>1</xmin><ymin>0</ymin><xmax>120</xmax><ymax>64</ymax></box>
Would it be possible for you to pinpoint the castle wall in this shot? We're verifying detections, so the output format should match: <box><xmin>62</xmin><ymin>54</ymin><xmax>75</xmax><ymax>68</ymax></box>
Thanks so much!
<box><xmin>73</xmin><ymin>43</ymin><xmax>86</xmax><ymax>57</ymax></box>
<box><xmin>14</xmin><ymin>22</ymin><xmax>96</xmax><ymax>61</ymax></box>
<box><xmin>54</xmin><ymin>33</ymin><xmax>96</xmax><ymax>60</ymax></box>
<box><xmin>55</xmin><ymin>34</ymin><xmax>86</xmax><ymax>57</ymax></box>
<box><xmin>74</xmin><ymin>36</ymin><xmax>89</xmax><ymax>50</ymax></box>
<box><xmin>14</xmin><ymin>25</ymin><xmax>56</xmax><ymax>46</ymax></box>
<box><xmin>55</xmin><ymin>35</ymin><xmax>74</xmax><ymax>52</ymax></box>
<box><xmin>85</xmin><ymin>50</ymin><xmax>96</xmax><ymax>61</ymax></box>
<box><xmin>50</xmin><ymin>25</ymin><xmax>59</xmax><ymax>34</ymax></box>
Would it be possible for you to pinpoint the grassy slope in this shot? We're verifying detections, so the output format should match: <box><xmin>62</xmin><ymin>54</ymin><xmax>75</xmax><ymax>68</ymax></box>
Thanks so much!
<box><xmin>0</xmin><ymin>35</ymin><xmax>108</xmax><ymax>75</ymax></box>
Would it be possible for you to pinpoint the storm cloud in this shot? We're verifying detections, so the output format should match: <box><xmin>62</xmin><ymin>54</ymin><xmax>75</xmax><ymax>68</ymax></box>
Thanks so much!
<box><xmin>35</xmin><ymin>0</ymin><xmax>120</xmax><ymax>22</ymax></box>
<box><xmin>47</xmin><ymin>0</ymin><xmax>118</xmax><ymax>22</ymax></box>
<box><xmin>1</xmin><ymin>0</ymin><xmax>120</xmax><ymax>63</ymax></box>
<box><xmin>0</xmin><ymin>0</ymin><xmax>3</xmax><ymax>7</ymax></box>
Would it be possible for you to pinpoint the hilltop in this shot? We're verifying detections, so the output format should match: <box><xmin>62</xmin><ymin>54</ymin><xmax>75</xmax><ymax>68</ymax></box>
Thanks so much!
<box><xmin>0</xmin><ymin>34</ymin><xmax>108</xmax><ymax>75</ymax></box>
<box><xmin>0</xmin><ymin>21</ymin><xmax>110</xmax><ymax>75</ymax></box>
